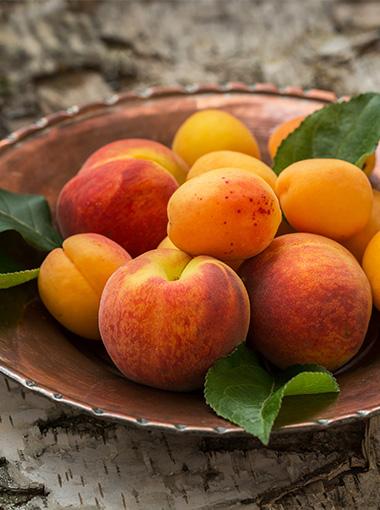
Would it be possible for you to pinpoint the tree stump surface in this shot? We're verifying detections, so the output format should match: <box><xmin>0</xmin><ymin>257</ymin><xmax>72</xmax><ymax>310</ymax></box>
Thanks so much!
<box><xmin>1</xmin><ymin>1</ymin><xmax>380</xmax><ymax>508</ymax></box>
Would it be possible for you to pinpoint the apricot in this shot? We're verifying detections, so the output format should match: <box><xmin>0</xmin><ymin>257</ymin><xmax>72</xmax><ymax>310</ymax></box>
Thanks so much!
<box><xmin>167</xmin><ymin>168</ymin><xmax>281</xmax><ymax>260</ymax></box>
<box><xmin>99</xmin><ymin>249</ymin><xmax>250</xmax><ymax>391</ymax></box>
<box><xmin>57</xmin><ymin>158</ymin><xmax>178</xmax><ymax>257</ymax></box>
<box><xmin>240</xmin><ymin>233</ymin><xmax>372</xmax><ymax>371</ymax></box>
<box><xmin>276</xmin><ymin>159</ymin><xmax>373</xmax><ymax>240</ymax></box>
<box><xmin>172</xmin><ymin>109</ymin><xmax>260</xmax><ymax>166</ymax></box>
<box><xmin>342</xmin><ymin>190</ymin><xmax>380</xmax><ymax>261</ymax></box>
<box><xmin>268</xmin><ymin>115</ymin><xmax>304</xmax><ymax>159</ymax></box>
<box><xmin>187</xmin><ymin>151</ymin><xmax>277</xmax><ymax>190</ymax></box>
<box><xmin>80</xmin><ymin>138</ymin><xmax>188</xmax><ymax>184</ymax></box>
<box><xmin>38</xmin><ymin>233</ymin><xmax>131</xmax><ymax>339</ymax></box>
<box><xmin>362</xmin><ymin>232</ymin><xmax>380</xmax><ymax>310</ymax></box>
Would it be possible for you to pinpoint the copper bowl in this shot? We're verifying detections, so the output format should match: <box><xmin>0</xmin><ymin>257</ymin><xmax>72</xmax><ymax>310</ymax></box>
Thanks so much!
<box><xmin>1</xmin><ymin>83</ymin><xmax>380</xmax><ymax>436</ymax></box>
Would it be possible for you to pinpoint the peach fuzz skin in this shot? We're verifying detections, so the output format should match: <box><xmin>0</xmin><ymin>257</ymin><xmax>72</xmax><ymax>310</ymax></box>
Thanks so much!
<box><xmin>57</xmin><ymin>158</ymin><xmax>178</xmax><ymax>257</ymax></box>
<box><xmin>276</xmin><ymin>159</ymin><xmax>373</xmax><ymax>241</ymax></box>
<box><xmin>172</xmin><ymin>109</ymin><xmax>261</xmax><ymax>166</ymax></box>
<box><xmin>240</xmin><ymin>233</ymin><xmax>372</xmax><ymax>371</ymax></box>
<box><xmin>99</xmin><ymin>249</ymin><xmax>250</xmax><ymax>391</ymax></box>
<box><xmin>80</xmin><ymin>138</ymin><xmax>188</xmax><ymax>184</ymax></box>
<box><xmin>187</xmin><ymin>151</ymin><xmax>277</xmax><ymax>190</ymax></box>
<box><xmin>38</xmin><ymin>233</ymin><xmax>131</xmax><ymax>340</ymax></box>
<box><xmin>157</xmin><ymin>236</ymin><xmax>243</xmax><ymax>271</ymax></box>
<box><xmin>167</xmin><ymin>168</ymin><xmax>281</xmax><ymax>260</ymax></box>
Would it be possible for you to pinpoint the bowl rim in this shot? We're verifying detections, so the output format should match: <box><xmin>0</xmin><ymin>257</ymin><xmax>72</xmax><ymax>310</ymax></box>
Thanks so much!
<box><xmin>2</xmin><ymin>81</ymin><xmax>375</xmax><ymax>437</ymax></box>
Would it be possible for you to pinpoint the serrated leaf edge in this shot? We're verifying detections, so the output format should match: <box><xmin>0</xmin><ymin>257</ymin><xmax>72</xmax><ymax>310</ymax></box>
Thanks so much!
<box><xmin>0</xmin><ymin>267</ymin><xmax>40</xmax><ymax>289</ymax></box>
<box><xmin>204</xmin><ymin>356</ymin><xmax>340</xmax><ymax>445</ymax></box>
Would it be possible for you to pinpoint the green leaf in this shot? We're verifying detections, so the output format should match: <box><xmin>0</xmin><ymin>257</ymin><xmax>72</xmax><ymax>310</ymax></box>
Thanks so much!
<box><xmin>0</xmin><ymin>189</ymin><xmax>62</xmax><ymax>251</ymax></box>
<box><xmin>0</xmin><ymin>268</ymin><xmax>39</xmax><ymax>289</ymax></box>
<box><xmin>273</xmin><ymin>93</ymin><xmax>380</xmax><ymax>174</ymax></box>
<box><xmin>204</xmin><ymin>344</ymin><xmax>339</xmax><ymax>445</ymax></box>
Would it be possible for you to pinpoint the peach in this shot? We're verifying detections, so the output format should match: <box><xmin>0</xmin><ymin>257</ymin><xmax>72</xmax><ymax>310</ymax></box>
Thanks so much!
<box><xmin>167</xmin><ymin>168</ymin><xmax>281</xmax><ymax>260</ymax></box>
<box><xmin>172</xmin><ymin>109</ymin><xmax>261</xmax><ymax>166</ymax></box>
<box><xmin>342</xmin><ymin>189</ymin><xmax>380</xmax><ymax>261</ymax></box>
<box><xmin>363</xmin><ymin>232</ymin><xmax>380</xmax><ymax>310</ymax></box>
<box><xmin>80</xmin><ymin>138</ymin><xmax>188</xmax><ymax>184</ymax></box>
<box><xmin>187</xmin><ymin>151</ymin><xmax>277</xmax><ymax>190</ymax></box>
<box><xmin>157</xmin><ymin>236</ymin><xmax>178</xmax><ymax>250</ymax></box>
<box><xmin>157</xmin><ymin>236</ymin><xmax>243</xmax><ymax>271</ymax></box>
<box><xmin>276</xmin><ymin>159</ymin><xmax>373</xmax><ymax>240</ymax></box>
<box><xmin>240</xmin><ymin>233</ymin><xmax>372</xmax><ymax>371</ymax></box>
<box><xmin>38</xmin><ymin>233</ymin><xmax>131</xmax><ymax>340</ymax></box>
<box><xmin>57</xmin><ymin>158</ymin><xmax>178</xmax><ymax>257</ymax></box>
<box><xmin>99</xmin><ymin>249</ymin><xmax>250</xmax><ymax>391</ymax></box>
<box><xmin>268</xmin><ymin>115</ymin><xmax>304</xmax><ymax>159</ymax></box>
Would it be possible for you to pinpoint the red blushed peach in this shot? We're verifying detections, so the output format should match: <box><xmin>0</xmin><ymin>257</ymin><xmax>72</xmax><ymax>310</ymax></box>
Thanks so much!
<box><xmin>240</xmin><ymin>233</ymin><xmax>372</xmax><ymax>371</ymax></box>
<box><xmin>99</xmin><ymin>249</ymin><xmax>250</xmax><ymax>391</ymax></box>
<box><xmin>80</xmin><ymin>138</ymin><xmax>188</xmax><ymax>184</ymax></box>
<box><xmin>57</xmin><ymin>159</ymin><xmax>178</xmax><ymax>257</ymax></box>
<box><xmin>38</xmin><ymin>233</ymin><xmax>131</xmax><ymax>339</ymax></box>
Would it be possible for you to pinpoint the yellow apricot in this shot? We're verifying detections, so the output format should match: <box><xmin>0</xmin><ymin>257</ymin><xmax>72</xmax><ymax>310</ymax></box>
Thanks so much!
<box><xmin>363</xmin><ymin>231</ymin><xmax>380</xmax><ymax>310</ymax></box>
<box><xmin>342</xmin><ymin>189</ymin><xmax>380</xmax><ymax>261</ymax></box>
<box><xmin>38</xmin><ymin>233</ymin><xmax>131</xmax><ymax>339</ymax></box>
<box><xmin>268</xmin><ymin>116</ymin><xmax>305</xmax><ymax>159</ymax></box>
<box><xmin>172</xmin><ymin>109</ymin><xmax>260</xmax><ymax>166</ymax></box>
<box><xmin>276</xmin><ymin>159</ymin><xmax>373</xmax><ymax>241</ymax></box>
<box><xmin>188</xmin><ymin>151</ymin><xmax>276</xmax><ymax>190</ymax></box>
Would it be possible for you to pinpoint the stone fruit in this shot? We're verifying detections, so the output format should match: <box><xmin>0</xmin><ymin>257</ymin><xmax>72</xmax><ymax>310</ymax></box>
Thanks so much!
<box><xmin>187</xmin><ymin>150</ymin><xmax>276</xmax><ymax>190</ymax></box>
<box><xmin>157</xmin><ymin>236</ymin><xmax>178</xmax><ymax>250</ymax></box>
<box><xmin>276</xmin><ymin>159</ymin><xmax>373</xmax><ymax>240</ymax></box>
<box><xmin>240</xmin><ymin>233</ymin><xmax>372</xmax><ymax>371</ymax></box>
<box><xmin>172</xmin><ymin>109</ymin><xmax>260</xmax><ymax>166</ymax></box>
<box><xmin>363</xmin><ymin>232</ymin><xmax>380</xmax><ymax>310</ymax></box>
<box><xmin>80</xmin><ymin>138</ymin><xmax>188</xmax><ymax>184</ymax></box>
<box><xmin>38</xmin><ymin>233</ymin><xmax>131</xmax><ymax>340</ymax></box>
<box><xmin>157</xmin><ymin>236</ymin><xmax>243</xmax><ymax>271</ymax></box>
<box><xmin>342</xmin><ymin>189</ymin><xmax>380</xmax><ymax>261</ymax></box>
<box><xmin>57</xmin><ymin>158</ymin><xmax>178</xmax><ymax>257</ymax></box>
<box><xmin>167</xmin><ymin>168</ymin><xmax>281</xmax><ymax>260</ymax></box>
<box><xmin>99</xmin><ymin>249</ymin><xmax>250</xmax><ymax>391</ymax></box>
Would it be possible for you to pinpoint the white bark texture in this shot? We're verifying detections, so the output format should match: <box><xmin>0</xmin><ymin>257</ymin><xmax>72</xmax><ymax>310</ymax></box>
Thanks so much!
<box><xmin>1</xmin><ymin>374</ymin><xmax>380</xmax><ymax>510</ymax></box>
<box><xmin>1</xmin><ymin>0</ymin><xmax>380</xmax><ymax>508</ymax></box>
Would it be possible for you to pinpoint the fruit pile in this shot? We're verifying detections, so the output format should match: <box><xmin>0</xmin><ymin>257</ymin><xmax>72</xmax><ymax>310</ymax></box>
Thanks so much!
<box><xmin>2</xmin><ymin>92</ymin><xmax>380</xmax><ymax>442</ymax></box>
